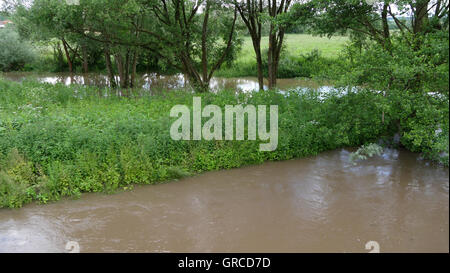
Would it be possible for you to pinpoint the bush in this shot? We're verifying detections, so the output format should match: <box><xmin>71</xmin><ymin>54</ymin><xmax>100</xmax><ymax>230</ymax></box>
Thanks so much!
<box><xmin>349</xmin><ymin>143</ymin><xmax>384</xmax><ymax>164</ymax></box>
<box><xmin>0</xmin><ymin>27</ymin><xmax>36</xmax><ymax>71</ymax></box>
<box><xmin>329</xmin><ymin>29</ymin><xmax>449</xmax><ymax>165</ymax></box>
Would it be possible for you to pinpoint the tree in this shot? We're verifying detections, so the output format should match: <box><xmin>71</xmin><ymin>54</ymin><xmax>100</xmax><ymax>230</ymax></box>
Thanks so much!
<box><xmin>64</xmin><ymin>0</ymin><xmax>241</xmax><ymax>92</ymax></box>
<box><xmin>304</xmin><ymin>0</ymin><xmax>449</xmax><ymax>154</ymax></box>
<box><xmin>14</xmin><ymin>0</ymin><xmax>104</xmax><ymax>74</ymax></box>
<box><xmin>235</xmin><ymin>0</ymin><xmax>265</xmax><ymax>90</ymax></box>
<box><xmin>0</xmin><ymin>26</ymin><xmax>35</xmax><ymax>71</ymax></box>
<box><xmin>236</xmin><ymin>0</ymin><xmax>304</xmax><ymax>89</ymax></box>
<box><xmin>266</xmin><ymin>0</ymin><xmax>294</xmax><ymax>88</ymax></box>
<box><xmin>305</xmin><ymin>0</ymin><xmax>449</xmax><ymax>51</ymax></box>
<box><xmin>303</xmin><ymin>0</ymin><xmax>449</xmax><ymax>101</ymax></box>
<box><xmin>140</xmin><ymin>0</ymin><xmax>240</xmax><ymax>92</ymax></box>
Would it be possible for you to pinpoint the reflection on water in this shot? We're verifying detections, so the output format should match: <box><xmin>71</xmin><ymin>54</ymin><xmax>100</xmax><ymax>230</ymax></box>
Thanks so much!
<box><xmin>1</xmin><ymin>72</ymin><xmax>333</xmax><ymax>93</ymax></box>
<box><xmin>0</xmin><ymin>149</ymin><xmax>448</xmax><ymax>253</ymax></box>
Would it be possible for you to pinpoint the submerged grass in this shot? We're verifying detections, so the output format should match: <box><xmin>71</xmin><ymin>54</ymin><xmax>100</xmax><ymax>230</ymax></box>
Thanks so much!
<box><xmin>0</xmin><ymin>77</ymin><xmax>447</xmax><ymax>208</ymax></box>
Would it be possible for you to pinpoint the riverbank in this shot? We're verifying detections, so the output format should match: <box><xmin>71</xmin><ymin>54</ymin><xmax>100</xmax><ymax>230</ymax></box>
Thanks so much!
<box><xmin>0</xmin><ymin>78</ymin><xmax>448</xmax><ymax>208</ymax></box>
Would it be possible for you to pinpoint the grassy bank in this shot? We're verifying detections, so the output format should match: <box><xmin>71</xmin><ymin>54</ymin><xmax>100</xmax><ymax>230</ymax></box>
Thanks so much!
<box><xmin>0</xmin><ymin>78</ymin><xmax>447</xmax><ymax>208</ymax></box>
<box><xmin>0</xmin><ymin>78</ymin><xmax>387</xmax><ymax>208</ymax></box>
<box><xmin>217</xmin><ymin>34</ymin><xmax>348</xmax><ymax>79</ymax></box>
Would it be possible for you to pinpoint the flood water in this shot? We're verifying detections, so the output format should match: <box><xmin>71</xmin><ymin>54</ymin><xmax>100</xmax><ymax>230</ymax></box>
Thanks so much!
<box><xmin>0</xmin><ymin>148</ymin><xmax>448</xmax><ymax>253</ymax></box>
<box><xmin>1</xmin><ymin>72</ymin><xmax>333</xmax><ymax>93</ymax></box>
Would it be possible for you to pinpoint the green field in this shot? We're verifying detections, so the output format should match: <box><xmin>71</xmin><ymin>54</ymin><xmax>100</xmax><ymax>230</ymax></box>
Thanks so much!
<box><xmin>238</xmin><ymin>34</ymin><xmax>348</xmax><ymax>62</ymax></box>
<box><xmin>217</xmin><ymin>34</ymin><xmax>349</xmax><ymax>78</ymax></box>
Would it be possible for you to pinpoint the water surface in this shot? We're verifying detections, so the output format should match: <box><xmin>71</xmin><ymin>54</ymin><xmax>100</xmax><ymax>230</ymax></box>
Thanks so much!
<box><xmin>1</xmin><ymin>72</ymin><xmax>333</xmax><ymax>93</ymax></box>
<box><xmin>0</xmin><ymin>148</ymin><xmax>448</xmax><ymax>253</ymax></box>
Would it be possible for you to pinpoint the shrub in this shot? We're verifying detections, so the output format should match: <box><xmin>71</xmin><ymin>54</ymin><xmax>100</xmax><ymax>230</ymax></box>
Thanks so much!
<box><xmin>0</xmin><ymin>27</ymin><xmax>36</xmax><ymax>71</ymax></box>
<box><xmin>349</xmin><ymin>143</ymin><xmax>384</xmax><ymax>164</ymax></box>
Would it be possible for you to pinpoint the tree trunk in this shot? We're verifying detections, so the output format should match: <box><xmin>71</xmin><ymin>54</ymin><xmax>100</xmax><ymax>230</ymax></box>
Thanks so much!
<box><xmin>255</xmin><ymin>46</ymin><xmax>264</xmax><ymax>90</ymax></box>
<box><xmin>124</xmin><ymin>51</ymin><xmax>130</xmax><ymax>90</ymax></box>
<box><xmin>268</xmin><ymin>24</ymin><xmax>276</xmax><ymax>89</ymax></box>
<box><xmin>130</xmin><ymin>50</ymin><xmax>138</xmax><ymax>88</ymax></box>
<box><xmin>237</xmin><ymin>1</ymin><xmax>264</xmax><ymax>90</ymax></box>
<box><xmin>267</xmin><ymin>28</ymin><xmax>285</xmax><ymax>89</ymax></box>
<box><xmin>104</xmin><ymin>48</ymin><xmax>116</xmax><ymax>88</ymax></box>
<box><xmin>413</xmin><ymin>0</ymin><xmax>430</xmax><ymax>34</ymax></box>
<box><xmin>61</xmin><ymin>39</ymin><xmax>73</xmax><ymax>73</ymax></box>
<box><xmin>381</xmin><ymin>3</ymin><xmax>391</xmax><ymax>49</ymax></box>
<box><xmin>273</xmin><ymin>31</ymin><xmax>285</xmax><ymax>88</ymax></box>
<box><xmin>266</xmin><ymin>0</ymin><xmax>291</xmax><ymax>89</ymax></box>
<box><xmin>115</xmin><ymin>54</ymin><xmax>128</xmax><ymax>89</ymax></box>
<box><xmin>201</xmin><ymin>1</ymin><xmax>210</xmax><ymax>83</ymax></box>
<box><xmin>186</xmin><ymin>68</ymin><xmax>209</xmax><ymax>93</ymax></box>
<box><xmin>82</xmin><ymin>45</ymin><xmax>89</xmax><ymax>73</ymax></box>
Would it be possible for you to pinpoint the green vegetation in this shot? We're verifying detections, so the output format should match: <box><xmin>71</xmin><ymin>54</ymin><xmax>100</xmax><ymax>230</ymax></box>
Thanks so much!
<box><xmin>239</xmin><ymin>34</ymin><xmax>348</xmax><ymax>60</ymax></box>
<box><xmin>216</xmin><ymin>34</ymin><xmax>348</xmax><ymax>78</ymax></box>
<box><xmin>349</xmin><ymin>143</ymin><xmax>384</xmax><ymax>165</ymax></box>
<box><xmin>3</xmin><ymin>31</ymin><xmax>348</xmax><ymax>79</ymax></box>
<box><xmin>0</xmin><ymin>1</ymin><xmax>448</xmax><ymax>208</ymax></box>
<box><xmin>0</xmin><ymin>78</ymin><xmax>391</xmax><ymax>208</ymax></box>
<box><xmin>0</xmin><ymin>26</ymin><xmax>35</xmax><ymax>72</ymax></box>
<box><xmin>0</xmin><ymin>76</ymin><xmax>447</xmax><ymax>208</ymax></box>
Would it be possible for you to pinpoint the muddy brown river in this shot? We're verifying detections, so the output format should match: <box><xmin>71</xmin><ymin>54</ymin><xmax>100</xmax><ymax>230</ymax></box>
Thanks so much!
<box><xmin>0</xmin><ymin>148</ymin><xmax>448</xmax><ymax>253</ymax></box>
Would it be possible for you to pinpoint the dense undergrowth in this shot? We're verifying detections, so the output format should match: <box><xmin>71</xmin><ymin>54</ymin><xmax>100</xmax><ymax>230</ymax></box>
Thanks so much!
<box><xmin>0</xmin><ymin>78</ymin><xmax>448</xmax><ymax>208</ymax></box>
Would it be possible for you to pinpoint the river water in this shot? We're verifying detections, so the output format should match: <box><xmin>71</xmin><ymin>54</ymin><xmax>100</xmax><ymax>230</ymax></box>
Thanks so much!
<box><xmin>0</xmin><ymin>148</ymin><xmax>448</xmax><ymax>253</ymax></box>
<box><xmin>1</xmin><ymin>72</ymin><xmax>333</xmax><ymax>93</ymax></box>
